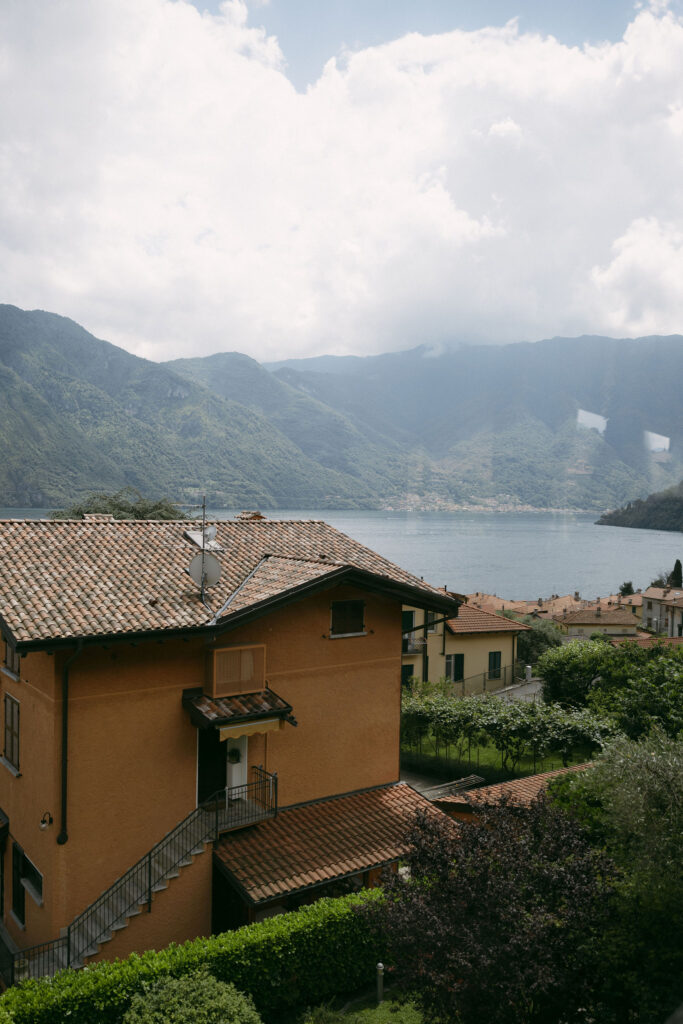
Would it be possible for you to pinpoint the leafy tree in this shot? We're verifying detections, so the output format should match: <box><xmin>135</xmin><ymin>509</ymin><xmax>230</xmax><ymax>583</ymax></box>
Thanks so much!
<box><xmin>364</xmin><ymin>801</ymin><xmax>615</xmax><ymax>1024</ymax></box>
<box><xmin>537</xmin><ymin>639</ymin><xmax>617</xmax><ymax>706</ymax></box>
<box><xmin>515</xmin><ymin>616</ymin><xmax>562</xmax><ymax>666</ymax></box>
<box><xmin>549</xmin><ymin>733</ymin><xmax>683</xmax><ymax>1023</ymax></box>
<box><xmin>51</xmin><ymin>487</ymin><xmax>188</xmax><ymax>520</ymax></box>
<box><xmin>122</xmin><ymin>970</ymin><xmax>263</xmax><ymax>1024</ymax></box>
<box><xmin>586</xmin><ymin>646</ymin><xmax>683</xmax><ymax>738</ymax></box>
<box><xmin>618</xmin><ymin>580</ymin><xmax>634</xmax><ymax>596</ymax></box>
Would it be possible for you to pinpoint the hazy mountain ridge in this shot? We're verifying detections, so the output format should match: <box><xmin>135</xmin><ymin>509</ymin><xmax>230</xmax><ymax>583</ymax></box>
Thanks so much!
<box><xmin>1</xmin><ymin>304</ymin><xmax>681</xmax><ymax>510</ymax></box>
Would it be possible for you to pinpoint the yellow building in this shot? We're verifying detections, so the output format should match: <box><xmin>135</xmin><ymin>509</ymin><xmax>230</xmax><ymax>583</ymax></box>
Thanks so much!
<box><xmin>553</xmin><ymin>606</ymin><xmax>640</xmax><ymax>639</ymax></box>
<box><xmin>402</xmin><ymin>602</ymin><xmax>529</xmax><ymax>693</ymax></box>
<box><xmin>0</xmin><ymin>514</ymin><xmax>458</xmax><ymax>982</ymax></box>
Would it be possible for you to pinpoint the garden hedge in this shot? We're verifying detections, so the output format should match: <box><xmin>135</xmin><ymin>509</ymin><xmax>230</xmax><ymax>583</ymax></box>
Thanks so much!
<box><xmin>0</xmin><ymin>890</ymin><xmax>383</xmax><ymax>1024</ymax></box>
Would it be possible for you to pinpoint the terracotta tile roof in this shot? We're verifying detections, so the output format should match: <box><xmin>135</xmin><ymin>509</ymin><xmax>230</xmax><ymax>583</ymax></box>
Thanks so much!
<box><xmin>0</xmin><ymin>518</ymin><xmax>459</xmax><ymax>646</ymax></box>
<box><xmin>446</xmin><ymin>604</ymin><xmax>530</xmax><ymax>635</ymax></box>
<box><xmin>214</xmin><ymin>783</ymin><xmax>442</xmax><ymax>904</ymax></box>
<box><xmin>555</xmin><ymin>607</ymin><xmax>639</xmax><ymax>626</ymax></box>
<box><xmin>435</xmin><ymin>764</ymin><xmax>590</xmax><ymax>810</ymax></box>
<box><xmin>184</xmin><ymin>689</ymin><xmax>292</xmax><ymax>728</ymax></box>
<box><xmin>609</xmin><ymin>635</ymin><xmax>683</xmax><ymax>648</ymax></box>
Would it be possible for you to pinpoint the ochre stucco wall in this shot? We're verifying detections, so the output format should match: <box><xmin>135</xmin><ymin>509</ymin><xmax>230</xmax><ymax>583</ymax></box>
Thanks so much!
<box><xmin>86</xmin><ymin>841</ymin><xmax>213</xmax><ymax>964</ymax></box>
<box><xmin>2</xmin><ymin>581</ymin><xmax>403</xmax><ymax>957</ymax></box>
<box><xmin>0</xmin><ymin>652</ymin><xmax>60</xmax><ymax>950</ymax></box>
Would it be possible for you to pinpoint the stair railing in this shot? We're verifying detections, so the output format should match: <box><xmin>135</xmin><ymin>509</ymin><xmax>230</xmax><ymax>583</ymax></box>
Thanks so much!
<box><xmin>11</xmin><ymin>766</ymin><xmax>277</xmax><ymax>984</ymax></box>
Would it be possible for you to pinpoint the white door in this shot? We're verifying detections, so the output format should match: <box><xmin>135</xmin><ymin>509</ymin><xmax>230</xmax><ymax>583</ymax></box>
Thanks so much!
<box><xmin>226</xmin><ymin>735</ymin><xmax>248</xmax><ymax>792</ymax></box>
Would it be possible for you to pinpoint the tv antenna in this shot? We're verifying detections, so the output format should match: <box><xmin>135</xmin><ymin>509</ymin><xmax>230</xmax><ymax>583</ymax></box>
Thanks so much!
<box><xmin>187</xmin><ymin>496</ymin><xmax>222</xmax><ymax>603</ymax></box>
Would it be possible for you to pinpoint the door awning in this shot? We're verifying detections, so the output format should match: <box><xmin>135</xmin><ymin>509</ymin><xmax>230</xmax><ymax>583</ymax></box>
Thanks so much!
<box><xmin>183</xmin><ymin>688</ymin><xmax>296</xmax><ymax>738</ymax></box>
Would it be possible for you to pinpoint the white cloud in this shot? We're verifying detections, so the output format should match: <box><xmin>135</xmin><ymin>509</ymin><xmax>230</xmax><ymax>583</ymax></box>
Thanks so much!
<box><xmin>1</xmin><ymin>1</ymin><xmax>683</xmax><ymax>361</ymax></box>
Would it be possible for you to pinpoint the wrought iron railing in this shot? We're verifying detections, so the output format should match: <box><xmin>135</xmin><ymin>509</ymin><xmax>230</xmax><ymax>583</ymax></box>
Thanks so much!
<box><xmin>11</xmin><ymin>766</ymin><xmax>277</xmax><ymax>984</ymax></box>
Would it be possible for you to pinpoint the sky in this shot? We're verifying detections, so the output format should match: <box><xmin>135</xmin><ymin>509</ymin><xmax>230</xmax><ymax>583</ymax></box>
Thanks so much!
<box><xmin>2</xmin><ymin>0</ymin><xmax>683</xmax><ymax>363</ymax></box>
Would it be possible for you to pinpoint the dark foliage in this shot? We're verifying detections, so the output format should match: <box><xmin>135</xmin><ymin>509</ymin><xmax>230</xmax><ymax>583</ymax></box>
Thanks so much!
<box><xmin>51</xmin><ymin>487</ymin><xmax>188</xmax><ymax>520</ymax></box>
<box><xmin>597</xmin><ymin>480</ymin><xmax>683</xmax><ymax>532</ymax></box>
<box><xmin>549</xmin><ymin>733</ymin><xmax>683</xmax><ymax>1023</ymax></box>
<box><xmin>515</xmin><ymin>616</ymin><xmax>562</xmax><ymax>666</ymax></box>
<box><xmin>619</xmin><ymin>580</ymin><xmax>634</xmax><ymax>596</ymax></box>
<box><xmin>363</xmin><ymin>802</ymin><xmax>615</xmax><ymax>1024</ymax></box>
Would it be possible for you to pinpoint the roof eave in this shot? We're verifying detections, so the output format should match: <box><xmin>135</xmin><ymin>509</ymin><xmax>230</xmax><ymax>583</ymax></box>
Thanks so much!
<box><xmin>12</xmin><ymin>565</ymin><xmax>461</xmax><ymax>652</ymax></box>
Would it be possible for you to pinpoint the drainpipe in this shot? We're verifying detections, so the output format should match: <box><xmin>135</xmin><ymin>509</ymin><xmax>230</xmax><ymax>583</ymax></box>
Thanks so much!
<box><xmin>57</xmin><ymin>641</ymin><xmax>83</xmax><ymax>845</ymax></box>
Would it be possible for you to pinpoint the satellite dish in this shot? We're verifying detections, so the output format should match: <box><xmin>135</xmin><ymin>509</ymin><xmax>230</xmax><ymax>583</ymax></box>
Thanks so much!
<box><xmin>188</xmin><ymin>552</ymin><xmax>222</xmax><ymax>589</ymax></box>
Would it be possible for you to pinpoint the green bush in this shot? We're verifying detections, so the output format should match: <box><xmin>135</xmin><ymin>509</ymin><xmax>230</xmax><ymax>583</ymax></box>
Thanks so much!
<box><xmin>0</xmin><ymin>891</ymin><xmax>382</xmax><ymax>1024</ymax></box>
<box><xmin>122</xmin><ymin>969</ymin><xmax>262</xmax><ymax>1024</ymax></box>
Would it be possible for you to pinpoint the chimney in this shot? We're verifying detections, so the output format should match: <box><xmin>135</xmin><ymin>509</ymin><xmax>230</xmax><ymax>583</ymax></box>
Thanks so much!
<box><xmin>595</xmin><ymin>605</ymin><xmax>601</xmax><ymax>617</ymax></box>
<box><xmin>574</xmin><ymin>591</ymin><xmax>580</xmax><ymax>601</ymax></box>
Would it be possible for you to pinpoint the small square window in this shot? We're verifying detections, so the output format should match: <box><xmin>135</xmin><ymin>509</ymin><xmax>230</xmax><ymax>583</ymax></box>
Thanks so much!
<box><xmin>330</xmin><ymin>601</ymin><xmax>365</xmax><ymax>637</ymax></box>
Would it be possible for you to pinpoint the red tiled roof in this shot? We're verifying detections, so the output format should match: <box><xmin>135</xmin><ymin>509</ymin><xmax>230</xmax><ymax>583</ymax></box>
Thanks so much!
<box><xmin>555</xmin><ymin>607</ymin><xmax>638</xmax><ymax>626</ymax></box>
<box><xmin>214</xmin><ymin>783</ymin><xmax>442</xmax><ymax>904</ymax></box>
<box><xmin>184</xmin><ymin>689</ymin><xmax>292</xmax><ymax>727</ymax></box>
<box><xmin>0</xmin><ymin>518</ymin><xmax>460</xmax><ymax>646</ymax></box>
<box><xmin>446</xmin><ymin>604</ymin><xmax>530</xmax><ymax>635</ymax></box>
<box><xmin>609</xmin><ymin>635</ymin><xmax>683</xmax><ymax>648</ymax></box>
<box><xmin>435</xmin><ymin>764</ymin><xmax>590</xmax><ymax>810</ymax></box>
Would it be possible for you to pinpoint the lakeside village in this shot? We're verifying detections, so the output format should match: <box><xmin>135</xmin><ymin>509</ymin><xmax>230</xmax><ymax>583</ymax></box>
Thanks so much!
<box><xmin>0</xmin><ymin>508</ymin><xmax>680</xmax><ymax>1024</ymax></box>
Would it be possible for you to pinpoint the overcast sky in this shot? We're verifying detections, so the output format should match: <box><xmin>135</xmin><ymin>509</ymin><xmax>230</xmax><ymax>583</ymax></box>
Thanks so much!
<box><xmin>2</xmin><ymin>0</ymin><xmax>683</xmax><ymax>362</ymax></box>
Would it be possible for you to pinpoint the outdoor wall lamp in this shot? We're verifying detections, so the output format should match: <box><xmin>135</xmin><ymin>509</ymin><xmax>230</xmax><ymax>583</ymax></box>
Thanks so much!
<box><xmin>39</xmin><ymin>811</ymin><xmax>53</xmax><ymax>830</ymax></box>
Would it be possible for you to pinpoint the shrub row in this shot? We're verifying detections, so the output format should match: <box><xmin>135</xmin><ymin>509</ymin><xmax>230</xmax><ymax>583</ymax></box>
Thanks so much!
<box><xmin>0</xmin><ymin>890</ymin><xmax>382</xmax><ymax>1024</ymax></box>
<box><xmin>402</xmin><ymin>693</ymin><xmax>615</xmax><ymax>770</ymax></box>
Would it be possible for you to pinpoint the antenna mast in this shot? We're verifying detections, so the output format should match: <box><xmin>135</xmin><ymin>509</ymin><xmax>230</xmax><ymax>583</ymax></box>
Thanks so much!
<box><xmin>200</xmin><ymin>495</ymin><xmax>207</xmax><ymax>602</ymax></box>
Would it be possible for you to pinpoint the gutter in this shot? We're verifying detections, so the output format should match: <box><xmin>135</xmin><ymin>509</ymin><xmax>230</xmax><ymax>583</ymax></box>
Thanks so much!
<box><xmin>57</xmin><ymin>641</ymin><xmax>83</xmax><ymax>845</ymax></box>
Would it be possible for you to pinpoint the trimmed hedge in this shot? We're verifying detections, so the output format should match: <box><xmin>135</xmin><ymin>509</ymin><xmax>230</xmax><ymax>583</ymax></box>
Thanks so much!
<box><xmin>0</xmin><ymin>890</ymin><xmax>383</xmax><ymax>1024</ymax></box>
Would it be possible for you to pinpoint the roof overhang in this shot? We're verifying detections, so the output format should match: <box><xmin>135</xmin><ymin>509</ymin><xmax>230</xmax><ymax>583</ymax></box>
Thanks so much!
<box><xmin>11</xmin><ymin>565</ymin><xmax>462</xmax><ymax>652</ymax></box>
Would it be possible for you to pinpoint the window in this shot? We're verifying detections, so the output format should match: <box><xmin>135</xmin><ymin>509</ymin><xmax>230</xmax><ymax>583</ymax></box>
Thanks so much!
<box><xmin>213</xmin><ymin>645</ymin><xmax>265</xmax><ymax>698</ymax></box>
<box><xmin>401</xmin><ymin>664</ymin><xmax>415</xmax><ymax>688</ymax></box>
<box><xmin>426</xmin><ymin>611</ymin><xmax>438</xmax><ymax>633</ymax></box>
<box><xmin>445</xmin><ymin>653</ymin><xmax>464</xmax><ymax>683</ymax></box>
<box><xmin>330</xmin><ymin>600</ymin><xmax>365</xmax><ymax>637</ymax></box>
<box><xmin>12</xmin><ymin>843</ymin><xmax>42</xmax><ymax>925</ymax></box>
<box><xmin>3</xmin><ymin>696</ymin><xmax>19</xmax><ymax>772</ymax></box>
<box><xmin>488</xmin><ymin>651</ymin><xmax>502</xmax><ymax>679</ymax></box>
<box><xmin>402</xmin><ymin>610</ymin><xmax>416</xmax><ymax>653</ymax></box>
<box><xmin>2</xmin><ymin>638</ymin><xmax>19</xmax><ymax>677</ymax></box>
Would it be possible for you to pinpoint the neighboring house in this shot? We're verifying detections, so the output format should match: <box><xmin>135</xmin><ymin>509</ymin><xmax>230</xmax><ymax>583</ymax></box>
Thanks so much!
<box><xmin>433</xmin><ymin>764</ymin><xmax>590</xmax><ymax>821</ymax></box>
<box><xmin>640</xmin><ymin>586</ymin><xmax>683</xmax><ymax>633</ymax></box>
<box><xmin>609</xmin><ymin>635</ymin><xmax>683</xmax><ymax>649</ymax></box>
<box><xmin>467</xmin><ymin>591</ymin><xmax>586</xmax><ymax>618</ymax></box>
<box><xmin>401</xmin><ymin>601</ymin><xmax>529</xmax><ymax>692</ymax></box>
<box><xmin>0</xmin><ymin>514</ymin><xmax>459</xmax><ymax>981</ymax></box>
<box><xmin>553</xmin><ymin>605</ymin><xmax>640</xmax><ymax>639</ymax></box>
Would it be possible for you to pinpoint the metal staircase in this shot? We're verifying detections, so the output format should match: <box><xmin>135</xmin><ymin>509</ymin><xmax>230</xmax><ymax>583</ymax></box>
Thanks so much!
<box><xmin>11</xmin><ymin>767</ymin><xmax>277</xmax><ymax>984</ymax></box>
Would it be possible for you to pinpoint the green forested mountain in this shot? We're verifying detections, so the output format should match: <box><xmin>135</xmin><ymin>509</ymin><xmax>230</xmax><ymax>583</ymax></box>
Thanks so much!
<box><xmin>1</xmin><ymin>304</ymin><xmax>682</xmax><ymax>511</ymax></box>
<box><xmin>596</xmin><ymin>480</ymin><xmax>683</xmax><ymax>532</ymax></box>
<box><xmin>0</xmin><ymin>306</ymin><xmax>381</xmax><ymax>507</ymax></box>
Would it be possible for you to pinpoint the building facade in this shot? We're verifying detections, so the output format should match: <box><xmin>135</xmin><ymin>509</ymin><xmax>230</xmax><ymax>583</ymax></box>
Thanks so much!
<box><xmin>0</xmin><ymin>515</ymin><xmax>459</xmax><ymax>980</ymax></box>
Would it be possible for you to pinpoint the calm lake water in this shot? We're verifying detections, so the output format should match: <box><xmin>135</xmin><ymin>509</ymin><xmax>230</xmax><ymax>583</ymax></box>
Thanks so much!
<box><xmin>5</xmin><ymin>507</ymin><xmax>680</xmax><ymax>601</ymax></box>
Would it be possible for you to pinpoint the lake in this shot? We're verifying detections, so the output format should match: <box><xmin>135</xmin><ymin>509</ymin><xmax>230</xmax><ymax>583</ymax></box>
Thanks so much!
<box><xmin>3</xmin><ymin>507</ymin><xmax>680</xmax><ymax>601</ymax></box>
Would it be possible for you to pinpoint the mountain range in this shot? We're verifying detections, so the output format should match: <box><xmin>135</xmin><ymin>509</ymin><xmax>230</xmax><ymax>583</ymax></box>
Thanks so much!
<box><xmin>1</xmin><ymin>303</ymin><xmax>682</xmax><ymax>511</ymax></box>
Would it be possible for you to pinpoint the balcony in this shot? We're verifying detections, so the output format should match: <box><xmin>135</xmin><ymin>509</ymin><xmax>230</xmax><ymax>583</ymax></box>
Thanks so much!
<box><xmin>402</xmin><ymin>633</ymin><xmax>426</xmax><ymax>654</ymax></box>
<box><xmin>202</xmin><ymin>766</ymin><xmax>278</xmax><ymax>834</ymax></box>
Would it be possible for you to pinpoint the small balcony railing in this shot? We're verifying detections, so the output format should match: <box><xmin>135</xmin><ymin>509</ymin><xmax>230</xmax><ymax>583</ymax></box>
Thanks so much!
<box><xmin>402</xmin><ymin>633</ymin><xmax>426</xmax><ymax>654</ymax></box>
